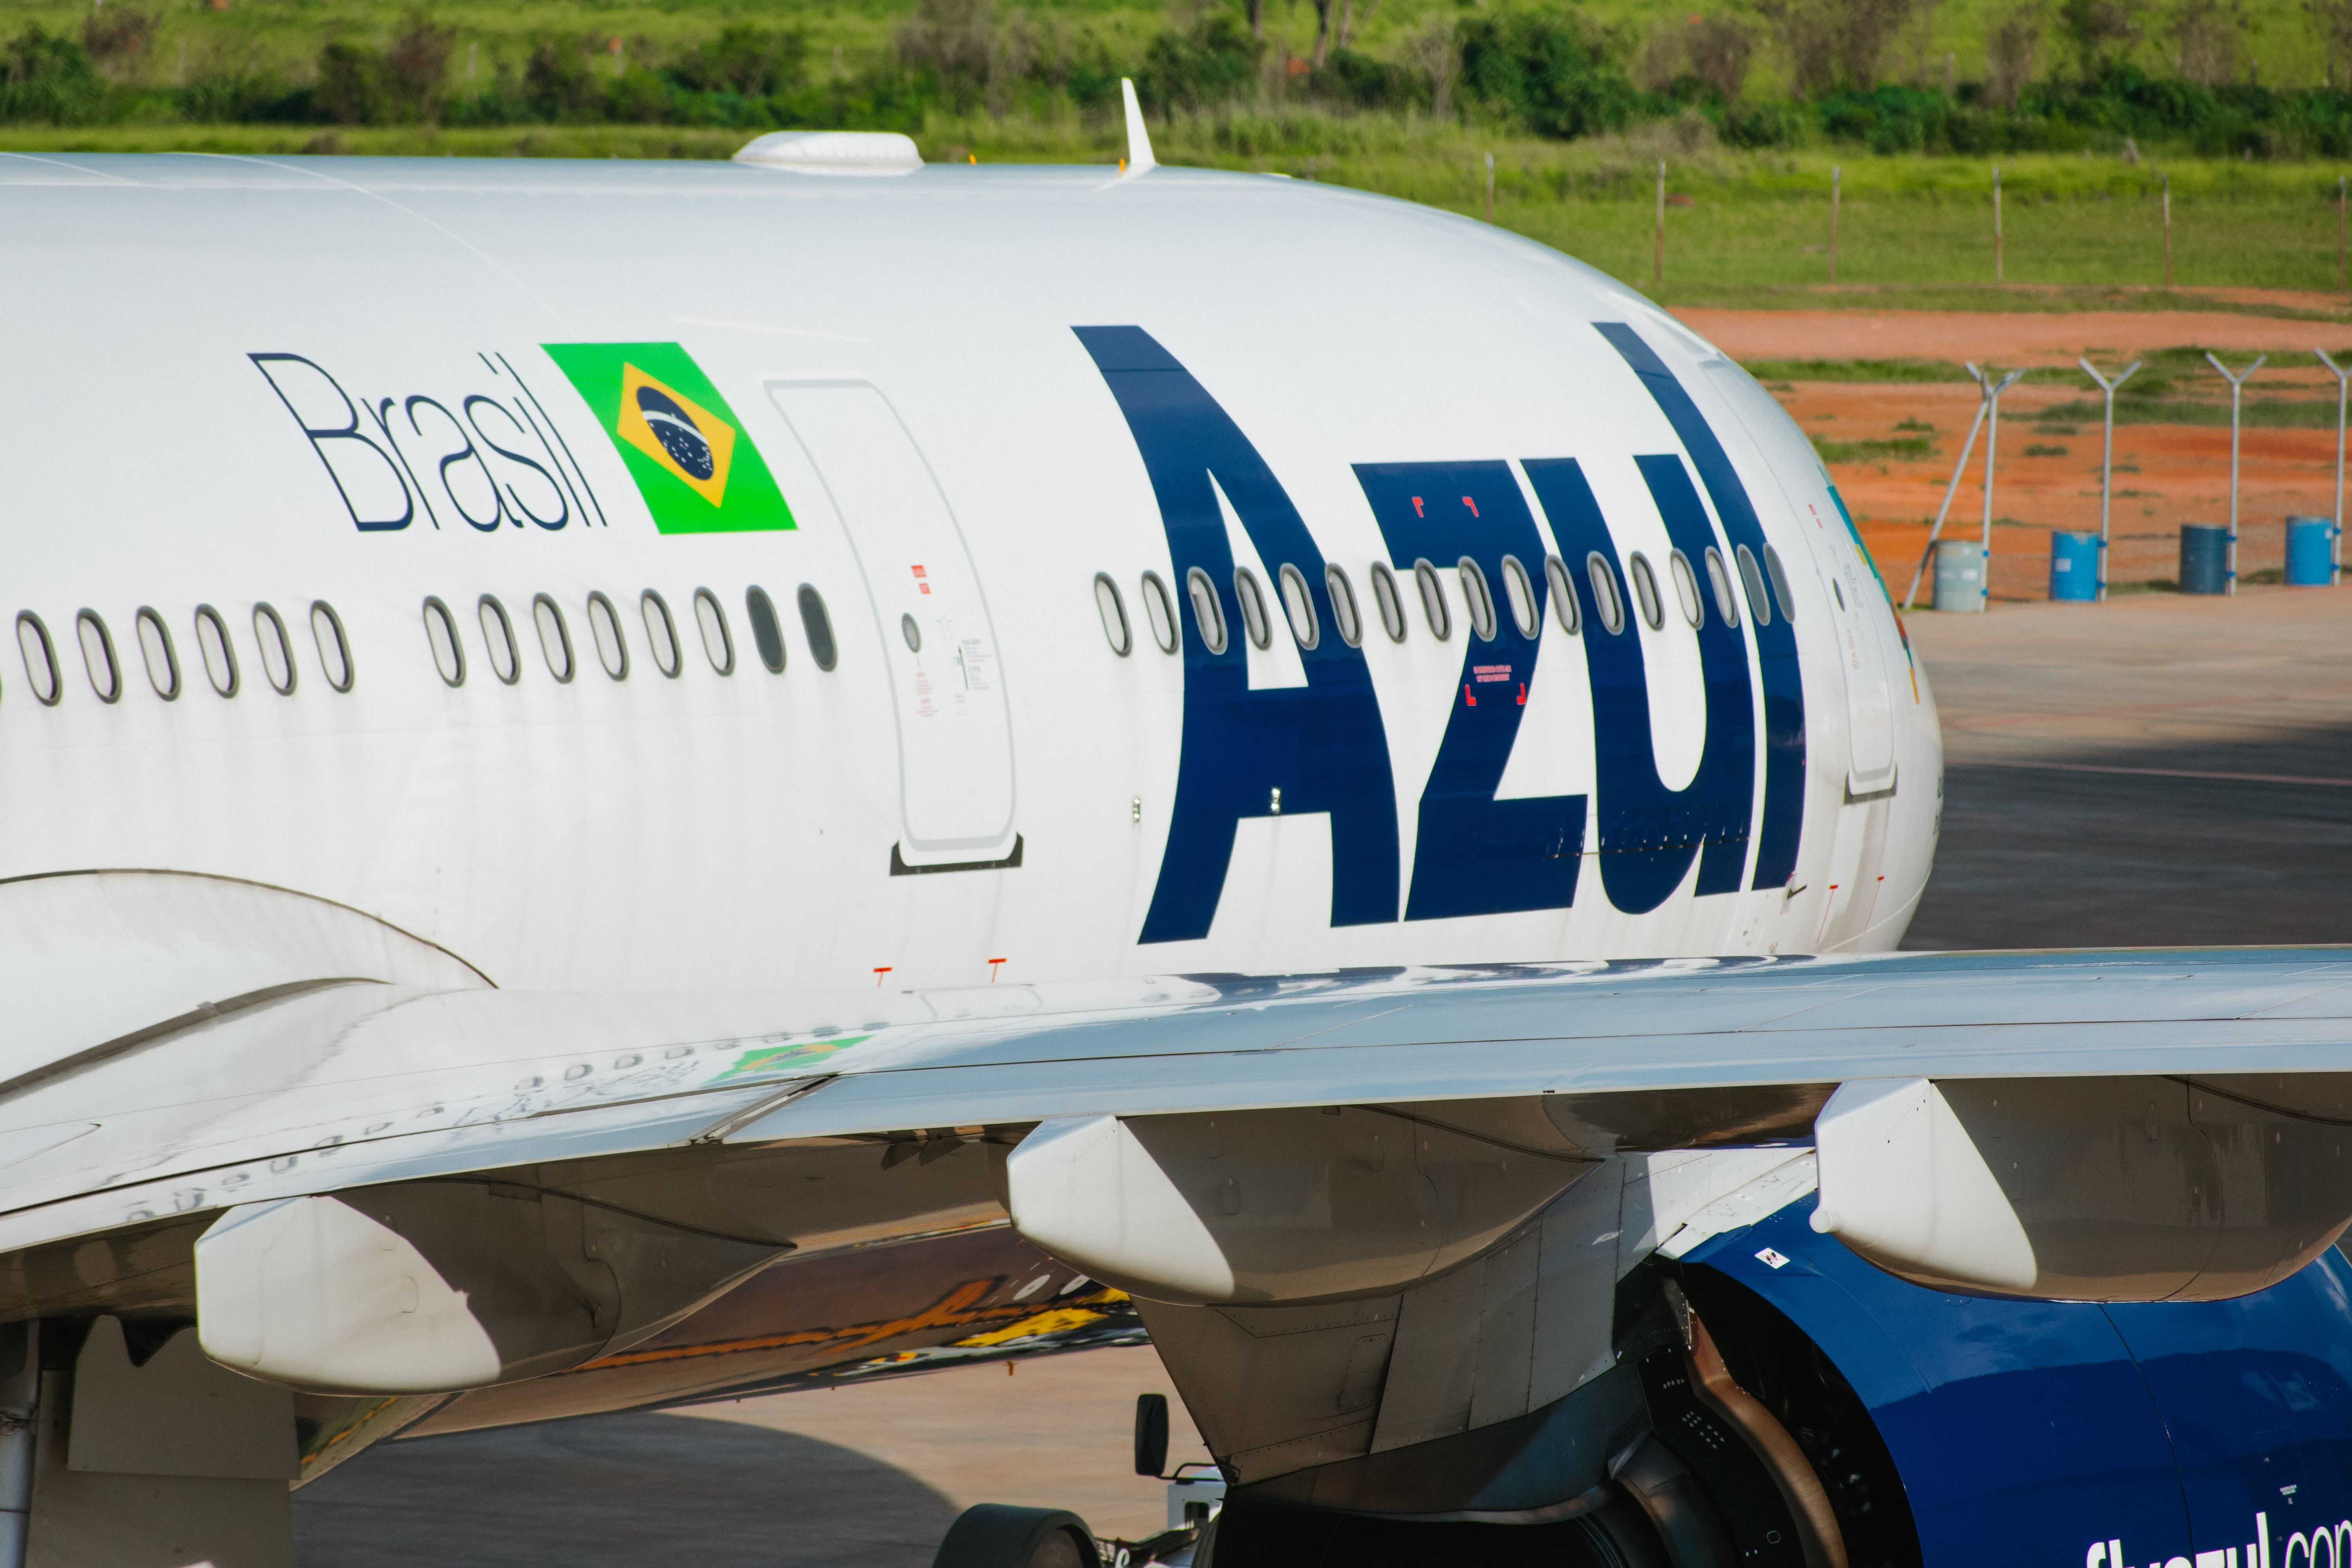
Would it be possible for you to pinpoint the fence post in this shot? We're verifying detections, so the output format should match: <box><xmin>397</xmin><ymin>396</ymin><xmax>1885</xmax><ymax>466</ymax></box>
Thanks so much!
<box><xmin>2319</xmin><ymin>348</ymin><xmax>2351</xmax><ymax>585</ymax></box>
<box><xmin>2078</xmin><ymin>357</ymin><xmax>2143</xmax><ymax>603</ymax></box>
<box><xmin>2163</xmin><ymin>172</ymin><xmax>2173</xmax><ymax>286</ymax></box>
<box><xmin>1993</xmin><ymin>165</ymin><xmax>2004</xmax><ymax>283</ymax></box>
<box><xmin>1653</xmin><ymin>159</ymin><xmax>1665</xmax><ymax>290</ymax></box>
<box><xmin>1484</xmin><ymin>151</ymin><xmax>1494</xmax><ymax>222</ymax></box>
<box><xmin>1902</xmin><ymin>390</ymin><xmax>1990</xmax><ymax>610</ymax></box>
<box><xmin>1968</xmin><ymin>362</ymin><xmax>2026</xmax><ymax>611</ymax></box>
<box><xmin>2205</xmin><ymin>352</ymin><xmax>2266</xmax><ymax>596</ymax></box>
<box><xmin>1829</xmin><ymin>163</ymin><xmax>1841</xmax><ymax>284</ymax></box>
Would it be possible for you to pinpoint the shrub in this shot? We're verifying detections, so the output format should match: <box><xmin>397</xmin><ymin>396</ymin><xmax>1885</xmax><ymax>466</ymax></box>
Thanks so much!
<box><xmin>315</xmin><ymin>40</ymin><xmax>385</xmax><ymax>124</ymax></box>
<box><xmin>670</xmin><ymin>25</ymin><xmax>807</xmax><ymax>99</ymax></box>
<box><xmin>1322</xmin><ymin>46</ymin><xmax>1405</xmax><ymax>109</ymax></box>
<box><xmin>1136</xmin><ymin>12</ymin><xmax>1261</xmax><ymax>113</ymax></box>
<box><xmin>0</xmin><ymin>26</ymin><xmax>105</xmax><ymax>124</ymax></box>
<box><xmin>1457</xmin><ymin>9</ymin><xmax>1642</xmax><ymax>140</ymax></box>
<box><xmin>384</xmin><ymin>13</ymin><xmax>456</xmax><ymax>121</ymax></box>
<box><xmin>80</xmin><ymin>7</ymin><xmax>154</xmax><ymax>75</ymax></box>
<box><xmin>523</xmin><ymin>38</ymin><xmax>606</xmax><ymax>121</ymax></box>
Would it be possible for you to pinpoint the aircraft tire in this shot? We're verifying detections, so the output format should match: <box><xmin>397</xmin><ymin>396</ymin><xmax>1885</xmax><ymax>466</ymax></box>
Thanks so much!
<box><xmin>932</xmin><ymin>1504</ymin><xmax>1103</xmax><ymax>1568</ymax></box>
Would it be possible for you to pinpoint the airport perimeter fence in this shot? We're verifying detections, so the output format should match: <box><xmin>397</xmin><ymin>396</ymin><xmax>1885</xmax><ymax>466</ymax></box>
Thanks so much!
<box><xmin>1891</xmin><ymin>349</ymin><xmax>2349</xmax><ymax>610</ymax></box>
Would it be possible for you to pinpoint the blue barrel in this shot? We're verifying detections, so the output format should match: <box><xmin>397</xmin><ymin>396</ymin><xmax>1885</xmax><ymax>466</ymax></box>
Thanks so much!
<box><xmin>2049</xmin><ymin>530</ymin><xmax>2099</xmax><ymax>600</ymax></box>
<box><xmin>2286</xmin><ymin>515</ymin><xmax>2336</xmax><ymax>586</ymax></box>
<box><xmin>1931</xmin><ymin>539</ymin><xmax>1984</xmax><ymax>612</ymax></box>
<box><xmin>2180</xmin><ymin>524</ymin><xmax>2229</xmax><ymax>594</ymax></box>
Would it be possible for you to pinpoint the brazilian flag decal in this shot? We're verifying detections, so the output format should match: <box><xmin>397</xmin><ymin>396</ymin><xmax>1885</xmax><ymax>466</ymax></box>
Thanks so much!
<box><xmin>542</xmin><ymin>342</ymin><xmax>795</xmax><ymax>534</ymax></box>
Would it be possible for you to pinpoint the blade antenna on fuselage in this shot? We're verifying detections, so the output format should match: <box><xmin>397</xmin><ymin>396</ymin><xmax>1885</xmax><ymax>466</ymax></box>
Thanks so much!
<box><xmin>1121</xmin><ymin>78</ymin><xmax>1157</xmax><ymax>176</ymax></box>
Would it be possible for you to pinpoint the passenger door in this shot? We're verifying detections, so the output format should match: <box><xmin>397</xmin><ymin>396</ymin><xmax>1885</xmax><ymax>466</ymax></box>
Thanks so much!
<box><xmin>768</xmin><ymin>382</ymin><xmax>1018</xmax><ymax>867</ymax></box>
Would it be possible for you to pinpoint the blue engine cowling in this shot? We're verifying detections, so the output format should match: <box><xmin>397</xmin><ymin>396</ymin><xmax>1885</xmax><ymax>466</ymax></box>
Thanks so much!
<box><xmin>1203</xmin><ymin>1192</ymin><xmax>2352</xmax><ymax>1568</ymax></box>
<box><xmin>1680</xmin><ymin>1197</ymin><xmax>2352</xmax><ymax>1568</ymax></box>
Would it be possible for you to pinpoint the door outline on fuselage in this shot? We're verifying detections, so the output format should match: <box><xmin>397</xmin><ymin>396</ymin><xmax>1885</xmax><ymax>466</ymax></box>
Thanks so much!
<box><xmin>766</xmin><ymin>379</ymin><xmax>1019</xmax><ymax>867</ymax></box>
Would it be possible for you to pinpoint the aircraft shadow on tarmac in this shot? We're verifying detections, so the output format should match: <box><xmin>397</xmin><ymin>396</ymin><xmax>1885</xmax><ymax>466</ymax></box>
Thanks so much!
<box><xmin>293</xmin><ymin>1411</ymin><xmax>960</xmax><ymax>1568</ymax></box>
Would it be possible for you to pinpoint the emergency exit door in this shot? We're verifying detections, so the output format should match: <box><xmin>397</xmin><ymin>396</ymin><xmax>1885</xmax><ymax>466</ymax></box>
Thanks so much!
<box><xmin>768</xmin><ymin>382</ymin><xmax>1018</xmax><ymax>867</ymax></box>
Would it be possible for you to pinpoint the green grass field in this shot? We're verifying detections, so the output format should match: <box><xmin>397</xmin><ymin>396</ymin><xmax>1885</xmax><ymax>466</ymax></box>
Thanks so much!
<box><xmin>25</xmin><ymin>114</ymin><xmax>2345</xmax><ymax>305</ymax></box>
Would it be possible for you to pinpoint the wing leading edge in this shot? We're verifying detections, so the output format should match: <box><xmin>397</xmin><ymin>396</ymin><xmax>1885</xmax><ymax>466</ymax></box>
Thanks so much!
<box><xmin>5</xmin><ymin>946</ymin><xmax>2352</xmax><ymax>1393</ymax></box>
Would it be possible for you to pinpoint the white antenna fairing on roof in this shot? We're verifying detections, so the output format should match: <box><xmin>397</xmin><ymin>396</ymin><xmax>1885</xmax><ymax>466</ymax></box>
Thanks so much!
<box><xmin>733</xmin><ymin>130</ymin><xmax>924</xmax><ymax>174</ymax></box>
<box><xmin>1121</xmin><ymin>78</ymin><xmax>1157</xmax><ymax>176</ymax></box>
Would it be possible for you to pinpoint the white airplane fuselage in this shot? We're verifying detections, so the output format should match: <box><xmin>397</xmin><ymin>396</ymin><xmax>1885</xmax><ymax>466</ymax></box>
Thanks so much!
<box><xmin>0</xmin><ymin>154</ymin><xmax>1940</xmax><ymax>989</ymax></box>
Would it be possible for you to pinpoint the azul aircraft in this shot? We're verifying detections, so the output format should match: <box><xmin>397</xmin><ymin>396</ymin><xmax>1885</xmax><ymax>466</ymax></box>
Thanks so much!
<box><xmin>0</xmin><ymin>102</ymin><xmax>2350</xmax><ymax>1568</ymax></box>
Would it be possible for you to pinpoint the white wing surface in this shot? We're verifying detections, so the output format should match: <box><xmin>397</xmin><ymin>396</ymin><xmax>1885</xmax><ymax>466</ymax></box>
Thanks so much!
<box><xmin>5</xmin><ymin>934</ymin><xmax>2351</xmax><ymax>1313</ymax></box>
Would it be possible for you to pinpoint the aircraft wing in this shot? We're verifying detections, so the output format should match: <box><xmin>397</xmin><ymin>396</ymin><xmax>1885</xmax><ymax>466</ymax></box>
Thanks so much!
<box><xmin>9</xmin><ymin>937</ymin><xmax>2352</xmax><ymax>1341</ymax></box>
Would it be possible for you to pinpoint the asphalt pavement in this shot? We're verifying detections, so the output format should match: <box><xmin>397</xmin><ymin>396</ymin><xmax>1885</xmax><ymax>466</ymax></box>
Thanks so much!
<box><xmin>1901</xmin><ymin>586</ymin><xmax>2352</xmax><ymax>949</ymax></box>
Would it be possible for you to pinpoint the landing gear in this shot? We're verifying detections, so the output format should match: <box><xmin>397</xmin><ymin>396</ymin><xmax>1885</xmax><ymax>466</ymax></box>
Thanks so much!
<box><xmin>933</xmin><ymin>1504</ymin><xmax>1103</xmax><ymax>1568</ymax></box>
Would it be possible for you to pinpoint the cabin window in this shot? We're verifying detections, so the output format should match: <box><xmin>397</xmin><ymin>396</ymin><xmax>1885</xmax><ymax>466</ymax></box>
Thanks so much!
<box><xmin>797</xmin><ymin>585</ymin><xmax>838</xmax><ymax>671</ymax></box>
<box><xmin>195</xmin><ymin>606</ymin><xmax>239</xmax><ymax>696</ymax></box>
<box><xmin>1545</xmin><ymin>555</ymin><xmax>1581</xmax><ymax>635</ymax></box>
<box><xmin>642</xmin><ymin>591</ymin><xmax>681</xmax><ymax>678</ymax></box>
<box><xmin>1325</xmin><ymin>564</ymin><xmax>1362</xmax><ymax>648</ymax></box>
<box><xmin>1370</xmin><ymin>563</ymin><xmax>1407</xmax><ymax>643</ymax></box>
<box><xmin>1413</xmin><ymin>559</ymin><xmax>1451</xmax><ymax>641</ymax></box>
<box><xmin>1764</xmin><ymin>545</ymin><xmax>1798</xmax><ymax>622</ymax></box>
<box><xmin>1278</xmin><ymin>564</ymin><xmax>1318</xmax><ymax>650</ymax></box>
<box><xmin>1735</xmin><ymin>545</ymin><xmax>1773</xmax><ymax>627</ymax></box>
<box><xmin>477</xmin><ymin>596</ymin><xmax>519</xmax><ymax>685</ymax></box>
<box><xmin>1233</xmin><ymin>568</ymin><xmax>1272</xmax><ymax>651</ymax></box>
<box><xmin>310</xmin><ymin>602</ymin><xmax>354</xmax><ymax>692</ymax></box>
<box><xmin>533</xmin><ymin>595</ymin><xmax>574</xmax><ymax>683</ymax></box>
<box><xmin>900</xmin><ymin>614</ymin><xmax>921</xmax><ymax>652</ymax></box>
<box><xmin>16</xmin><ymin>613</ymin><xmax>57</xmax><ymax>706</ymax></box>
<box><xmin>1186</xmin><ymin>567</ymin><xmax>1227</xmax><ymax>654</ymax></box>
<box><xmin>1093</xmin><ymin>573</ymin><xmax>1131</xmax><ymax>657</ymax></box>
<box><xmin>1669</xmin><ymin>550</ymin><xmax>1703</xmax><ymax>628</ymax></box>
<box><xmin>1457</xmin><ymin>558</ymin><xmax>1497</xmax><ymax>642</ymax></box>
<box><xmin>1628</xmin><ymin>554</ymin><xmax>1664</xmax><ymax>631</ymax></box>
<box><xmin>1500</xmin><ymin>556</ymin><xmax>1538</xmax><ymax>638</ymax></box>
<box><xmin>1586</xmin><ymin>555</ymin><xmax>1625</xmax><ymax>635</ymax></box>
<box><xmin>744</xmin><ymin>586</ymin><xmax>785</xmax><ymax>673</ymax></box>
<box><xmin>423</xmin><ymin>598</ymin><xmax>465</xmax><ymax>687</ymax></box>
<box><xmin>1704</xmin><ymin>547</ymin><xmax>1740</xmax><ymax>628</ymax></box>
<box><xmin>306</xmin><ymin>604</ymin><xmax>352</xmax><ymax>693</ymax></box>
<box><xmin>694</xmin><ymin>588</ymin><xmax>733</xmax><ymax>675</ymax></box>
<box><xmin>1138</xmin><ymin>572</ymin><xmax>1177</xmax><ymax>654</ymax></box>
<box><xmin>136</xmin><ymin>608</ymin><xmax>179</xmax><ymax>701</ymax></box>
<box><xmin>77</xmin><ymin>611</ymin><xmax>119</xmax><ymax>704</ymax></box>
<box><xmin>586</xmin><ymin>592</ymin><xmax>628</xmax><ymax>679</ymax></box>
<box><xmin>254</xmin><ymin>603</ymin><xmax>298</xmax><ymax>694</ymax></box>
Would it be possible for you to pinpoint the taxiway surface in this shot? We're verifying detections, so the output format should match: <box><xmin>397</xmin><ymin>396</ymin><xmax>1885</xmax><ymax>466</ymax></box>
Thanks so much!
<box><xmin>1902</xmin><ymin>586</ymin><xmax>2352</xmax><ymax>947</ymax></box>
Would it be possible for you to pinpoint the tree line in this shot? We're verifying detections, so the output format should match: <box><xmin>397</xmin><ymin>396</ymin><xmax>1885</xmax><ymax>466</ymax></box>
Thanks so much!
<box><xmin>9</xmin><ymin>0</ymin><xmax>2352</xmax><ymax>157</ymax></box>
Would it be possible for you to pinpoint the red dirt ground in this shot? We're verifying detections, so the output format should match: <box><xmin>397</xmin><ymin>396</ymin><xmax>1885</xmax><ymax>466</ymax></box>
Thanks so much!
<box><xmin>1677</xmin><ymin>307</ymin><xmax>2352</xmax><ymax>367</ymax></box>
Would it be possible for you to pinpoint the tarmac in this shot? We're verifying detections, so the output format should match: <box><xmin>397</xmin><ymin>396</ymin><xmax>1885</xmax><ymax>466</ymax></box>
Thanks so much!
<box><xmin>1902</xmin><ymin>584</ymin><xmax>2352</xmax><ymax>948</ymax></box>
<box><xmin>295</xmin><ymin>1347</ymin><xmax>1205</xmax><ymax>1567</ymax></box>
<box><xmin>293</xmin><ymin>585</ymin><xmax>2352</xmax><ymax>1565</ymax></box>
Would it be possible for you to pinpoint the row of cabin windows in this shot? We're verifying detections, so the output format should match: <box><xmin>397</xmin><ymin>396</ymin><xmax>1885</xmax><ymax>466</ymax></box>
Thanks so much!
<box><xmin>10</xmin><ymin>582</ymin><xmax>852</xmax><ymax>707</ymax></box>
<box><xmin>420</xmin><ymin>585</ymin><xmax>839</xmax><ymax>689</ymax></box>
<box><xmin>1091</xmin><ymin>543</ymin><xmax>1797</xmax><ymax>657</ymax></box>
<box><xmin>15</xmin><ymin>602</ymin><xmax>347</xmax><ymax>707</ymax></box>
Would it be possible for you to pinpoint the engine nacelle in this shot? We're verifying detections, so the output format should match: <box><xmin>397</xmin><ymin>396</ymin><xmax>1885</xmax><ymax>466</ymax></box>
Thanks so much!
<box><xmin>1192</xmin><ymin>1165</ymin><xmax>2352</xmax><ymax>1568</ymax></box>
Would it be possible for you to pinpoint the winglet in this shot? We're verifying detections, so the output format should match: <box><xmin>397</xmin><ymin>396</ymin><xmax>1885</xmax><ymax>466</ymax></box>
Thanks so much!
<box><xmin>1121</xmin><ymin>78</ymin><xmax>1156</xmax><ymax>177</ymax></box>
